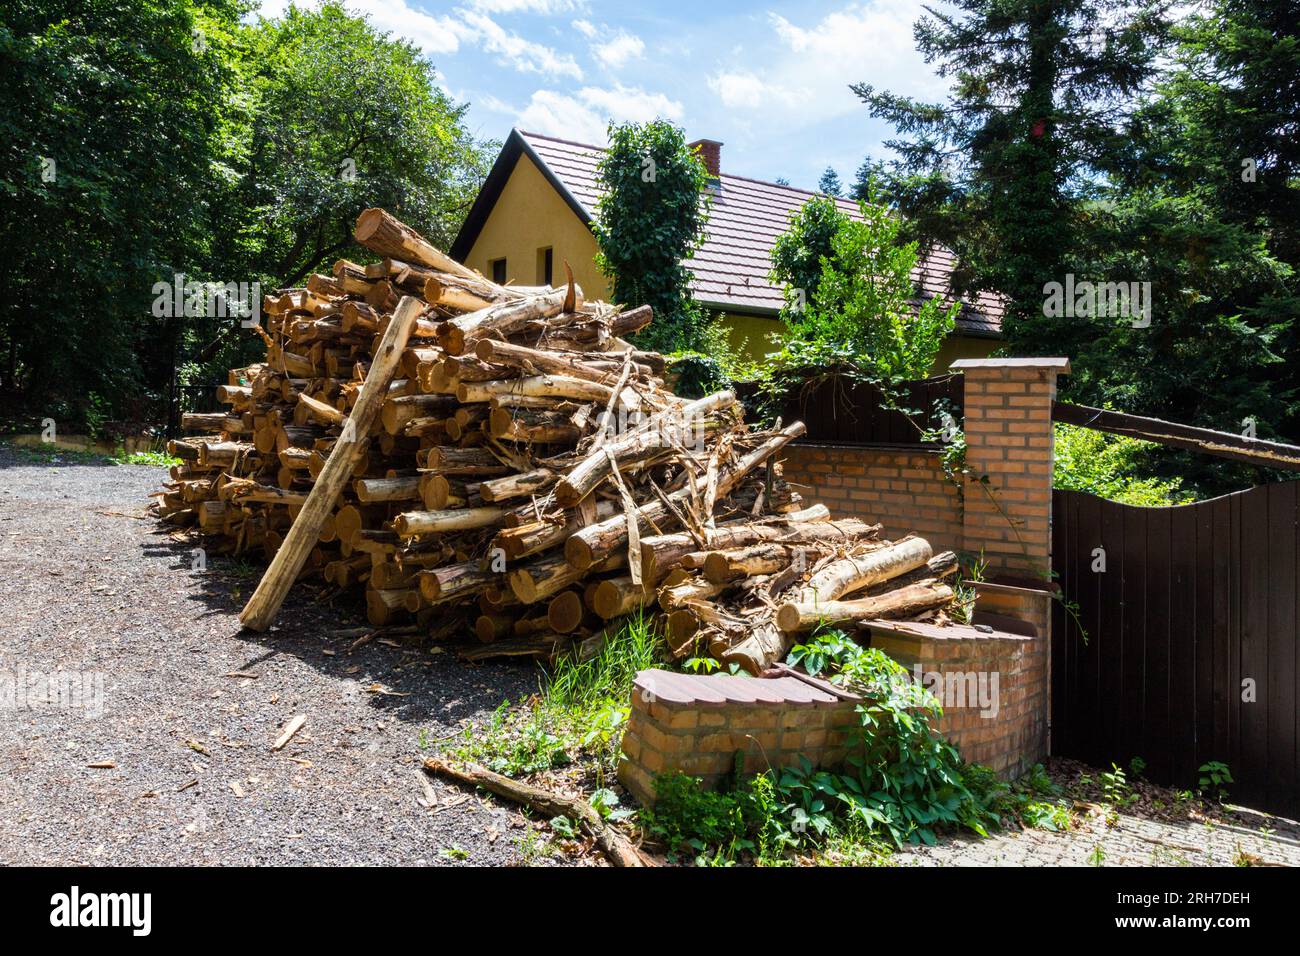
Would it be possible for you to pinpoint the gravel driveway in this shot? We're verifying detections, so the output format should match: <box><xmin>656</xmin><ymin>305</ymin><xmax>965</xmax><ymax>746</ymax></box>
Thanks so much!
<box><xmin>0</xmin><ymin>444</ymin><xmax>544</xmax><ymax>866</ymax></box>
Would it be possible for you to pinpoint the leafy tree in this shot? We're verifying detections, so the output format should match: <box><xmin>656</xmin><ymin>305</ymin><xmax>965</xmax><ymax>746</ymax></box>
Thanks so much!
<box><xmin>1054</xmin><ymin>422</ymin><xmax>1190</xmax><ymax>505</ymax></box>
<box><xmin>768</xmin><ymin>190</ymin><xmax>959</xmax><ymax>387</ymax></box>
<box><xmin>217</xmin><ymin>1</ymin><xmax>489</xmax><ymax>291</ymax></box>
<box><xmin>853</xmin><ymin>0</ymin><xmax>1170</xmax><ymax>355</ymax></box>
<box><xmin>818</xmin><ymin>166</ymin><xmax>843</xmax><ymax>197</ymax></box>
<box><xmin>0</xmin><ymin>0</ymin><xmax>491</xmax><ymax>427</ymax></box>
<box><xmin>768</xmin><ymin>195</ymin><xmax>850</xmax><ymax>314</ymax></box>
<box><xmin>0</xmin><ymin>0</ymin><xmax>242</xmax><ymax>423</ymax></box>
<box><xmin>1104</xmin><ymin>0</ymin><xmax>1300</xmax><ymax>448</ymax></box>
<box><xmin>593</xmin><ymin>120</ymin><xmax>711</xmax><ymax>354</ymax></box>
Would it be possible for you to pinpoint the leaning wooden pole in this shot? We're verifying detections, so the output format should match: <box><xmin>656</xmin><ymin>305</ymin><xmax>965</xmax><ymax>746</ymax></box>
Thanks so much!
<box><xmin>239</xmin><ymin>296</ymin><xmax>424</xmax><ymax>632</ymax></box>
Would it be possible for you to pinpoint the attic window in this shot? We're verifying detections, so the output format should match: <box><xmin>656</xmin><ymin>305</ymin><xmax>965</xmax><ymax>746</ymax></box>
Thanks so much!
<box><xmin>490</xmin><ymin>258</ymin><xmax>507</xmax><ymax>285</ymax></box>
<box><xmin>537</xmin><ymin>247</ymin><xmax>553</xmax><ymax>286</ymax></box>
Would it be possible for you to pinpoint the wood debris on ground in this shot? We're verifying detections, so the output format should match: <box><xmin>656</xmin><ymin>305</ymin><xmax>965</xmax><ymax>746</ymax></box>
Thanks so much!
<box><xmin>152</xmin><ymin>208</ymin><xmax>958</xmax><ymax>673</ymax></box>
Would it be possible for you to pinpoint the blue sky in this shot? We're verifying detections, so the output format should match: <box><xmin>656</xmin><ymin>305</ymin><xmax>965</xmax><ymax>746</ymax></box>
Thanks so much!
<box><xmin>257</xmin><ymin>0</ymin><xmax>952</xmax><ymax>191</ymax></box>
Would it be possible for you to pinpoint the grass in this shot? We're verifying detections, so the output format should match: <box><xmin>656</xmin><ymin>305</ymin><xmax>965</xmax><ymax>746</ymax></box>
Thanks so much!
<box><xmin>110</xmin><ymin>448</ymin><xmax>181</xmax><ymax>466</ymax></box>
<box><xmin>436</xmin><ymin>611</ymin><xmax>662</xmax><ymax>781</ymax></box>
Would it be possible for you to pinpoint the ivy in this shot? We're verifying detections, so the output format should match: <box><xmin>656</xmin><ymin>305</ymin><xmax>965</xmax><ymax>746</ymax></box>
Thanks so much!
<box><xmin>593</xmin><ymin>120</ymin><xmax>712</xmax><ymax>356</ymax></box>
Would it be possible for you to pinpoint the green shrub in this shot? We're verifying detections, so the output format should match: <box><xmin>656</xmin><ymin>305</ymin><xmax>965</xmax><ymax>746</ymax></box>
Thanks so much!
<box><xmin>1054</xmin><ymin>422</ymin><xmax>1192</xmax><ymax>506</ymax></box>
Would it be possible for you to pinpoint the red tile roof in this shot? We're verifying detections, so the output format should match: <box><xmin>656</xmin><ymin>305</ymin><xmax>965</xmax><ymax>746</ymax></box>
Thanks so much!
<box><xmin>452</xmin><ymin>129</ymin><xmax>1003</xmax><ymax>338</ymax></box>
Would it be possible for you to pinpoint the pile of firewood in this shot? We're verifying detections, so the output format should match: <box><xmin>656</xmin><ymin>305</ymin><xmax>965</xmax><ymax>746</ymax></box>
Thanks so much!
<box><xmin>152</xmin><ymin>209</ymin><xmax>957</xmax><ymax>673</ymax></box>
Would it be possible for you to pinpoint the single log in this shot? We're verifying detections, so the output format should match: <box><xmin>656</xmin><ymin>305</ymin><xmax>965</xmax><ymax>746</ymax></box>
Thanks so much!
<box><xmin>474</xmin><ymin>612</ymin><xmax>514</xmax><ymax>643</ymax></box>
<box><xmin>478</xmin><ymin>468</ymin><xmax>555</xmax><ymax>503</ymax></box>
<box><xmin>417</xmin><ymin>561</ymin><xmax>498</xmax><ymax>604</ymax></box>
<box><xmin>457</xmin><ymin>373</ymin><xmax>623</xmax><ymax>406</ymax></box>
<box><xmin>546</xmin><ymin>590</ymin><xmax>585</xmax><ymax>633</ymax></box>
<box><xmin>775</xmin><ymin>582</ymin><xmax>955</xmax><ymax>632</ymax></box>
<box><xmin>487</xmin><ymin>406</ymin><xmax>582</xmax><ymax>444</ymax></box>
<box><xmin>393</xmin><ymin>506</ymin><xmax>506</xmax><ymax>537</ymax></box>
<box><xmin>424</xmin><ymin>446</ymin><xmax>510</xmax><ymax>476</ymax></box>
<box><xmin>239</xmin><ymin>296</ymin><xmax>422</xmax><ymax>631</ymax></box>
<box><xmin>590</xmin><ymin>575</ymin><xmax>652</xmax><ymax>620</ymax></box>
<box><xmin>354</xmin><ymin>208</ymin><xmax>479</xmax><ymax>281</ymax></box>
<box><xmin>456</xmin><ymin>635</ymin><xmax>572</xmax><ymax>664</ymax></box>
<box><xmin>437</xmin><ymin>288</ymin><xmax>574</xmax><ymax>356</ymax></box>
<box><xmin>366</xmin><ymin>587</ymin><xmax>413</xmax><ymax>626</ymax></box>
<box><xmin>381</xmin><ymin>394</ymin><xmax>458</xmax><ymax>435</ymax></box>
<box><xmin>473</xmin><ymin>332</ymin><xmax>655</xmax><ymax>385</ymax></box>
<box><xmin>422</xmin><ymin>757</ymin><xmax>647</xmax><ymax>867</ymax></box>
<box><xmin>791</xmin><ymin>536</ymin><xmax>933</xmax><ymax>605</ymax></box>
<box><xmin>420</xmin><ymin>474</ymin><xmax>470</xmax><ymax>510</ymax></box>
<box><xmin>702</xmin><ymin>542</ymin><xmax>835</xmax><ymax>584</ymax></box>
<box><xmin>424</xmin><ymin>272</ymin><xmax>521</xmax><ymax>311</ymax></box>
<box><xmin>657</xmin><ymin>577</ymin><xmax>726</xmax><ymax>612</ymax></box>
<box><xmin>354</xmin><ymin>475</ymin><xmax>421</xmax><ymax>504</ymax></box>
<box><xmin>716</xmin><ymin>622</ymin><xmax>789</xmax><ymax>676</ymax></box>
<box><xmin>509</xmin><ymin>550</ymin><xmax>624</xmax><ymax>604</ymax></box>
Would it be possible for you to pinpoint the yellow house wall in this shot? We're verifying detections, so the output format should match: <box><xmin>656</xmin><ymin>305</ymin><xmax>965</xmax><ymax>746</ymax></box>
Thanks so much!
<box><xmin>463</xmin><ymin>153</ymin><xmax>611</xmax><ymax>301</ymax></box>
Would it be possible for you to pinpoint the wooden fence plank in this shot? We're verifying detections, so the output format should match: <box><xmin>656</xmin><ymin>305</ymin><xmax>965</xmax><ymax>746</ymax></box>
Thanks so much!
<box><xmin>1168</xmin><ymin>505</ymin><xmax>1197</xmax><ymax>784</ymax></box>
<box><xmin>1239</xmin><ymin>487</ymin><xmax>1269</xmax><ymax>810</ymax></box>
<box><xmin>1145</xmin><ymin>507</ymin><xmax>1173</xmax><ymax>780</ymax></box>
<box><xmin>1267</xmin><ymin>482</ymin><xmax>1297</xmax><ymax>813</ymax></box>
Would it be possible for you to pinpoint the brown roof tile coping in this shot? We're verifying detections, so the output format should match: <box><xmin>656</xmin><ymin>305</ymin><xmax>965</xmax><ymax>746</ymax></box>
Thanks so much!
<box><xmin>633</xmin><ymin>669</ymin><xmax>853</xmax><ymax>709</ymax></box>
<box><xmin>861</xmin><ymin>619</ymin><xmax>1033</xmax><ymax>643</ymax></box>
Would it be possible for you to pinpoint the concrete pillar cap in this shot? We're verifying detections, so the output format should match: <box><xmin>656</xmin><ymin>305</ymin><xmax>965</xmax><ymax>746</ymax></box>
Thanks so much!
<box><xmin>950</xmin><ymin>357</ymin><xmax>1071</xmax><ymax>373</ymax></box>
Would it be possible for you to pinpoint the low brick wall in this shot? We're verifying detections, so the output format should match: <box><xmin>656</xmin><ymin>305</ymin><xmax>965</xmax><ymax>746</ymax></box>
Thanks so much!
<box><xmin>866</xmin><ymin>620</ymin><xmax>1047</xmax><ymax>777</ymax></box>
<box><xmin>617</xmin><ymin>670</ymin><xmax>861</xmax><ymax>807</ymax></box>
<box><xmin>618</xmin><ymin>619</ymin><xmax>1049</xmax><ymax>805</ymax></box>
<box><xmin>780</xmin><ymin>443</ymin><xmax>963</xmax><ymax>555</ymax></box>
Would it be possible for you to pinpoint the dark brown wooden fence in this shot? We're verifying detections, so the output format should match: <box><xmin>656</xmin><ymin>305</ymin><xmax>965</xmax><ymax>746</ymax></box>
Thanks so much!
<box><xmin>737</xmin><ymin>372</ymin><xmax>963</xmax><ymax>445</ymax></box>
<box><xmin>1051</xmin><ymin>484</ymin><xmax>1300</xmax><ymax>816</ymax></box>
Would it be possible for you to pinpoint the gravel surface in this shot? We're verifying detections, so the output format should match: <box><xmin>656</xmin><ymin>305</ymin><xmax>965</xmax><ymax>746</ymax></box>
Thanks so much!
<box><xmin>0</xmin><ymin>444</ymin><xmax>549</xmax><ymax>866</ymax></box>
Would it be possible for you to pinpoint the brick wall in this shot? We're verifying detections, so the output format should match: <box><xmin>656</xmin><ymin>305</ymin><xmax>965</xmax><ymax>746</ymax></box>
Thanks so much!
<box><xmin>618</xmin><ymin>670</ymin><xmax>861</xmax><ymax>807</ymax></box>
<box><xmin>780</xmin><ymin>444</ymin><xmax>963</xmax><ymax>555</ymax></box>
<box><xmin>867</xmin><ymin>621</ymin><xmax>1047</xmax><ymax>777</ymax></box>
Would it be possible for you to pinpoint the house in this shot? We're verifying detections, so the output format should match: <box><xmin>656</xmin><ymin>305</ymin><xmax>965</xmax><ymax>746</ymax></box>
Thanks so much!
<box><xmin>450</xmin><ymin>129</ymin><xmax>1003</xmax><ymax>370</ymax></box>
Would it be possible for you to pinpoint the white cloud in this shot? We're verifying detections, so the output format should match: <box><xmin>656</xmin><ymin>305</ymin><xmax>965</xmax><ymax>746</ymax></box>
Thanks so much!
<box><xmin>352</xmin><ymin>0</ymin><xmax>467</xmax><ymax>54</ymax></box>
<box><xmin>468</xmin><ymin>0</ymin><xmax>586</xmax><ymax>13</ymax></box>
<box><xmin>571</xmin><ymin>18</ymin><xmax>597</xmax><ymax>38</ymax></box>
<box><xmin>593</xmin><ymin>30</ymin><xmax>645</xmax><ymax>68</ymax></box>
<box><xmin>708</xmin><ymin>70</ymin><xmax>802</xmax><ymax>109</ymax></box>
<box><xmin>518</xmin><ymin>85</ymin><xmax>684</xmax><ymax>144</ymax></box>
<box><xmin>255</xmin><ymin>1</ymin><xmax>582</xmax><ymax>78</ymax></box>
<box><xmin>255</xmin><ymin>0</ymin><xmax>465</xmax><ymax>53</ymax></box>
<box><xmin>708</xmin><ymin>1</ymin><xmax>945</xmax><ymax>125</ymax></box>
<box><xmin>461</xmin><ymin>9</ymin><xmax>584</xmax><ymax>79</ymax></box>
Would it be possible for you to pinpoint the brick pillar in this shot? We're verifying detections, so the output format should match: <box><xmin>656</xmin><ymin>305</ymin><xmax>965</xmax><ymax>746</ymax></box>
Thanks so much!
<box><xmin>950</xmin><ymin>357</ymin><xmax>1068</xmax><ymax>584</ymax></box>
<box><xmin>950</xmin><ymin>357</ymin><xmax>1069</xmax><ymax>767</ymax></box>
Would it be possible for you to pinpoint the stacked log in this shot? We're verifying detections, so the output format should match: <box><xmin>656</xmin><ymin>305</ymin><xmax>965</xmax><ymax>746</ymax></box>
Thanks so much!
<box><xmin>151</xmin><ymin>208</ymin><xmax>958</xmax><ymax>672</ymax></box>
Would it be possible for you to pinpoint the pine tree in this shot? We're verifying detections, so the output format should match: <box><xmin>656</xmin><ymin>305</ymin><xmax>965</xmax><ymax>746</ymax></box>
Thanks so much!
<box><xmin>817</xmin><ymin>166</ymin><xmax>843</xmax><ymax>197</ymax></box>
<box><xmin>853</xmin><ymin>0</ymin><xmax>1169</xmax><ymax>357</ymax></box>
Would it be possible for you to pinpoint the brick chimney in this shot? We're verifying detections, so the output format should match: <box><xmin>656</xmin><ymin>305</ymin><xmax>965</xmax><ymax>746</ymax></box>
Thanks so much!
<box><xmin>688</xmin><ymin>138</ymin><xmax>723</xmax><ymax>180</ymax></box>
